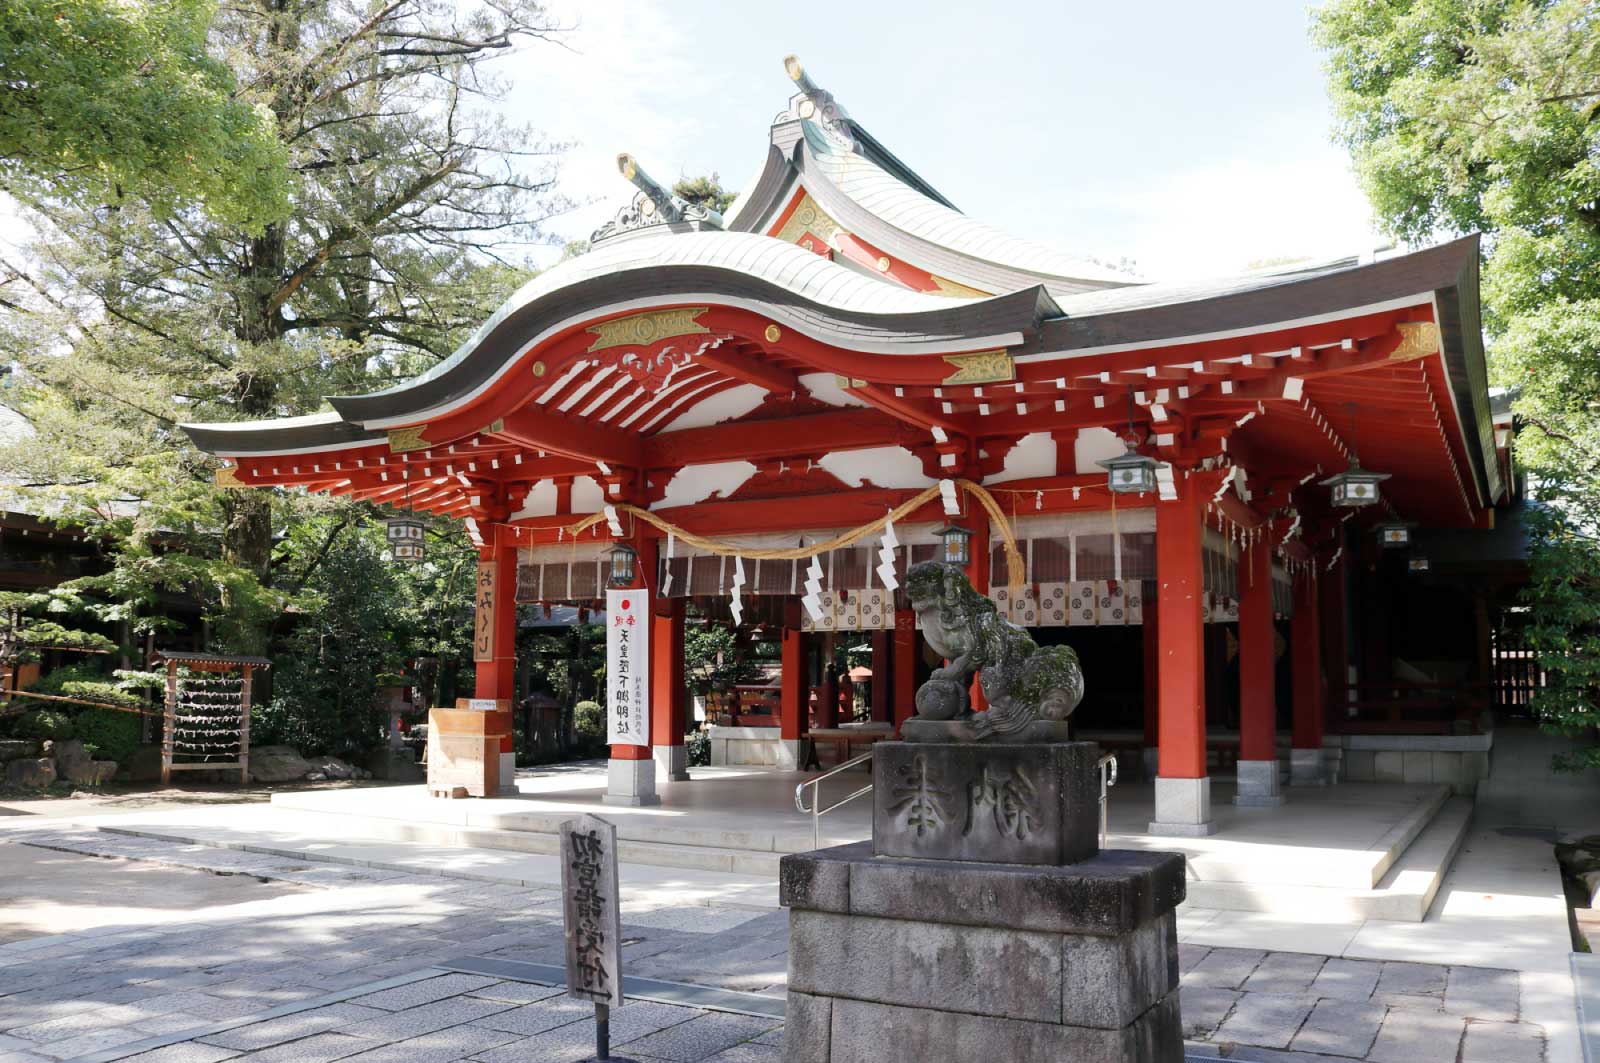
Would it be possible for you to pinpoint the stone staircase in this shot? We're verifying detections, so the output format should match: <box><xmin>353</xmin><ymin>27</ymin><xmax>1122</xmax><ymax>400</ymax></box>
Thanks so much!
<box><xmin>265</xmin><ymin>780</ymin><xmax>1474</xmax><ymax>923</ymax></box>
<box><xmin>1178</xmin><ymin>792</ymin><xmax>1473</xmax><ymax>921</ymax></box>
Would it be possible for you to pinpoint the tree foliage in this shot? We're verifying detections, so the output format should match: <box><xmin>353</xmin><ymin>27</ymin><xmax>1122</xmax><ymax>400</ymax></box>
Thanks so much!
<box><xmin>672</xmin><ymin>173</ymin><xmax>735</xmax><ymax>215</ymax></box>
<box><xmin>0</xmin><ymin>0</ymin><xmax>568</xmax><ymax>662</ymax></box>
<box><xmin>1316</xmin><ymin>0</ymin><xmax>1600</xmax><ymax>768</ymax></box>
<box><xmin>0</xmin><ymin>0</ymin><xmax>289</xmax><ymax>228</ymax></box>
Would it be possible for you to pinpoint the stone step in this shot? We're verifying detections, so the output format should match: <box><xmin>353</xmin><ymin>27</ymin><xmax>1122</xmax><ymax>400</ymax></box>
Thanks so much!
<box><xmin>1181</xmin><ymin>796</ymin><xmax>1473</xmax><ymax>922</ymax></box>
<box><xmin>269</xmin><ymin>789</ymin><xmax>846</xmax><ymax>854</ymax></box>
<box><xmin>264</xmin><ymin>805</ymin><xmax>793</xmax><ymax>877</ymax></box>
<box><xmin>1188</xmin><ymin>783</ymin><xmax>1452</xmax><ymax>891</ymax></box>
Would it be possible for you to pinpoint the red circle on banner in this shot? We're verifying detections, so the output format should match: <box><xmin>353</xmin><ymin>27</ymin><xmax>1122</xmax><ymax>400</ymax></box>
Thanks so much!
<box><xmin>620</xmin><ymin>598</ymin><xmax>631</xmax><ymax>609</ymax></box>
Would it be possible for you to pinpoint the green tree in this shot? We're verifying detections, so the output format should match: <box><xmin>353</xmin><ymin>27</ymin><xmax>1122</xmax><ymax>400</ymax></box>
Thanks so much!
<box><xmin>0</xmin><ymin>0</ymin><xmax>288</xmax><ymax>228</ymax></box>
<box><xmin>1315</xmin><ymin>0</ymin><xmax>1600</xmax><ymax>769</ymax></box>
<box><xmin>672</xmin><ymin>173</ymin><xmax>735</xmax><ymax>215</ymax></box>
<box><xmin>256</xmin><ymin>526</ymin><xmax>403</xmax><ymax>756</ymax></box>
<box><xmin>0</xmin><ymin>0</ymin><xmax>569</xmax><ymax>654</ymax></box>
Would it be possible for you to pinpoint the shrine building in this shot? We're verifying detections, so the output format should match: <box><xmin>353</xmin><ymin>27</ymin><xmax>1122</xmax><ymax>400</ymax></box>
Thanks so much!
<box><xmin>182</xmin><ymin>57</ymin><xmax>1521</xmax><ymax>837</ymax></box>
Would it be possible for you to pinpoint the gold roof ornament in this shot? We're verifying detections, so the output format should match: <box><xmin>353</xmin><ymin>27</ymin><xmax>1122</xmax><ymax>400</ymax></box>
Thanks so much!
<box><xmin>942</xmin><ymin>350</ymin><xmax>1015</xmax><ymax>386</ymax></box>
<box><xmin>386</xmin><ymin>426</ymin><xmax>430</xmax><ymax>453</ymax></box>
<box><xmin>585</xmin><ymin>308</ymin><xmax>710</xmax><ymax>353</ymax></box>
<box><xmin>1389</xmin><ymin>321</ymin><xmax>1441</xmax><ymax>362</ymax></box>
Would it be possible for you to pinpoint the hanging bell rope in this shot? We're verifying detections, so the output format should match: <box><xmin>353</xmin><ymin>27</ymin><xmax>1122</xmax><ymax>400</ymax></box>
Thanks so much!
<box><xmin>550</xmin><ymin>478</ymin><xmax>1026</xmax><ymax>594</ymax></box>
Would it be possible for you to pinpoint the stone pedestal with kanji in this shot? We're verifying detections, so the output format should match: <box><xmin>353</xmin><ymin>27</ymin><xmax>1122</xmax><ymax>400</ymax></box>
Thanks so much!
<box><xmin>779</xmin><ymin>740</ymin><xmax>1186</xmax><ymax>1062</ymax></box>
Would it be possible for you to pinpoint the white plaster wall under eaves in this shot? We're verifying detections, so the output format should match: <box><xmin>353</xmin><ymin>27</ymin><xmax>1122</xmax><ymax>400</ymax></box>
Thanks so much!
<box><xmin>654</xmin><ymin>462</ymin><xmax>759</xmax><ymax>510</ymax></box>
<box><xmin>797</xmin><ymin>372</ymin><xmax>871</xmax><ymax>408</ymax></box>
<box><xmin>510</xmin><ymin>479</ymin><xmax>559</xmax><ymax>520</ymax></box>
<box><xmin>571</xmin><ymin>475</ymin><xmax>605</xmax><ymax>512</ymax></box>
<box><xmin>656</xmin><ymin>384</ymin><xmax>768</xmax><ymax>434</ymax></box>
<box><xmin>987</xmin><ymin>432</ymin><xmax>1056</xmax><ymax>484</ymax></box>
<box><xmin>1074</xmin><ymin>427</ymin><xmax>1127</xmax><ymax>475</ymax></box>
<box><xmin>816</xmin><ymin>447</ymin><xmax>933</xmax><ymax>490</ymax></box>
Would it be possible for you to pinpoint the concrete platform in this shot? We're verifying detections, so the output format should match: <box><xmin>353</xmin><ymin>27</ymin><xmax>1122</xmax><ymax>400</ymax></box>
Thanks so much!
<box><xmin>258</xmin><ymin>764</ymin><xmax>1468</xmax><ymax>923</ymax></box>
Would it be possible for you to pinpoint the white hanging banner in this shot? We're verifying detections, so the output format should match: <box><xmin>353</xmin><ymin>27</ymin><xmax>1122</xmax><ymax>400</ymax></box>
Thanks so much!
<box><xmin>876</xmin><ymin>517</ymin><xmax>900</xmax><ymax>591</ymax></box>
<box><xmin>729</xmin><ymin>556</ymin><xmax>746</xmax><ymax>626</ymax></box>
<box><xmin>802</xmin><ymin>555</ymin><xmax>826</xmax><ymax>622</ymax></box>
<box><xmin>605</xmin><ymin>589</ymin><xmax>650</xmax><ymax>746</ymax></box>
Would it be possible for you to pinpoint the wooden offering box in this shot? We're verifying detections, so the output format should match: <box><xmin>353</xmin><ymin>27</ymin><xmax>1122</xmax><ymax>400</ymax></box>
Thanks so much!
<box><xmin>427</xmin><ymin>701</ymin><xmax>509</xmax><ymax>798</ymax></box>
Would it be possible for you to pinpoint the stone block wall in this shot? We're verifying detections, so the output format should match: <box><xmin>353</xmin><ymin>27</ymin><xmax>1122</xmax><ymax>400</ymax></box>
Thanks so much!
<box><xmin>1340</xmin><ymin>741</ymin><xmax>1491</xmax><ymax>795</ymax></box>
<box><xmin>780</xmin><ymin>842</ymin><xmax>1186</xmax><ymax>1063</ymax></box>
<box><xmin>707</xmin><ymin>726</ymin><xmax>782</xmax><ymax>767</ymax></box>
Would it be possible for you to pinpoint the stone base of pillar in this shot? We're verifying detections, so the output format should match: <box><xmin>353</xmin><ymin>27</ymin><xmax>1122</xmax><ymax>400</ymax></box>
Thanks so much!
<box><xmin>775</xmin><ymin>738</ymin><xmax>804</xmax><ymax>771</ymax></box>
<box><xmin>781</xmin><ymin>842</ymin><xmax>1186</xmax><ymax>1063</ymax></box>
<box><xmin>652</xmin><ymin>743</ymin><xmax>689</xmax><ymax>782</ymax></box>
<box><xmin>603</xmin><ymin>756</ymin><xmax>659</xmax><ymax>806</ymax></box>
<box><xmin>1148</xmin><ymin>776</ymin><xmax>1218</xmax><ymax>836</ymax></box>
<box><xmin>1232</xmin><ymin>759</ymin><xmax>1285</xmax><ymax>807</ymax></box>
<box><xmin>1290</xmin><ymin>747</ymin><xmax>1328</xmax><ymax>787</ymax></box>
<box><xmin>1141</xmin><ymin>746</ymin><xmax>1160</xmax><ymax>782</ymax></box>
<box><xmin>497</xmin><ymin>752</ymin><xmax>516</xmax><ymax>796</ymax></box>
<box><xmin>1321</xmin><ymin>742</ymin><xmax>1343</xmax><ymax>785</ymax></box>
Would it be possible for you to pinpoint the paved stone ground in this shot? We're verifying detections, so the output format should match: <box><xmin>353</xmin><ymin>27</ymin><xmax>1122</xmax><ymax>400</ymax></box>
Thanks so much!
<box><xmin>0</xmin><ymin>827</ymin><xmax>785</xmax><ymax>1062</ymax></box>
<box><xmin>1181</xmin><ymin>944</ymin><xmax>1546</xmax><ymax>1062</ymax></box>
<box><xmin>0</xmin><ymin>826</ymin><xmax>1551</xmax><ymax>1063</ymax></box>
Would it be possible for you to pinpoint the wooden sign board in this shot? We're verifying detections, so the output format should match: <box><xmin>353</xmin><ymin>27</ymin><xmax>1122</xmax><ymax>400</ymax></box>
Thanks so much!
<box><xmin>561</xmin><ymin>813</ymin><xmax>624</xmax><ymax>1008</ymax></box>
<box><xmin>473</xmin><ymin>561</ymin><xmax>496</xmax><ymax>663</ymax></box>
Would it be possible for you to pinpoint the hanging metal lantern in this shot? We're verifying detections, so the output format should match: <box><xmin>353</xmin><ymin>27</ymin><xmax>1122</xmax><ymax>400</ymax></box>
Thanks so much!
<box><xmin>1098</xmin><ymin>444</ymin><xmax>1160</xmax><ymax>495</ymax></box>
<box><xmin>1377</xmin><ymin>522</ymin><xmax>1413</xmax><ymax>548</ymax></box>
<box><xmin>607</xmin><ymin>543</ymin><xmax>638</xmax><ymax>588</ymax></box>
<box><xmin>385</xmin><ymin>517</ymin><xmax>425</xmax><ymax>562</ymax></box>
<box><xmin>1319</xmin><ymin>462</ymin><xmax>1391</xmax><ymax>508</ymax></box>
<box><xmin>1100</xmin><ymin>389</ymin><xmax>1160</xmax><ymax>495</ymax></box>
<box><xmin>937</xmin><ymin>523</ymin><xmax>974</xmax><ymax>566</ymax></box>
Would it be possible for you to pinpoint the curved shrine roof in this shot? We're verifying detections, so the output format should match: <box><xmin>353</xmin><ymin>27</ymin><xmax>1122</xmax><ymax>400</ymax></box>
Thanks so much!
<box><xmin>179</xmin><ymin>57</ymin><xmax>1502</xmax><ymax>533</ymax></box>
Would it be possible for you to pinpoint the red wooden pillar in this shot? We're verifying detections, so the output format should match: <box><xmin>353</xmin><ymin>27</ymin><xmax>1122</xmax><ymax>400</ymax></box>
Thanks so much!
<box><xmin>1235</xmin><ymin>536</ymin><xmax>1283</xmax><ymax>805</ymax></box>
<box><xmin>1290</xmin><ymin>565</ymin><xmax>1326</xmax><ymax>785</ymax></box>
<box><xmin>869</xmin><ymin>630</ymin><xmax>891</xmax><ymax>724</ymax></box>
<box><xmin>967</xmin><ymin>520</ymin><xmax>991</xmax><ymax>712</ymax></box>
<box><xmin>892</xmin><ymin>608</ymin><xmax>917</xmax><ymax>734</ymax></box>
<box><xmin>1150</xmin><ymin>474</ymin><xmax>1215</xmax><ymax>835</ymax></box>
<box><xmin>606</xmin><ymin>533</ymin><xmax>657</xmax><ymax>805</ymax></box>
<box><xmin>651</xmin><ymin>593</ymin><xmax>688</xmax><ymax>782</ymax></box>
<box><xmin>472</xmin><ymin>530</ymin><xmax>518</xmax><ymax>793</ymax></box>
<box><xmin>778</xmin><ymin>598</ymin><xmax>810</xmax><ymax>770</ymax></box>
<box><xmin>816</xmin><ymin>632</ymin><xmax>839</xmax><ymax>729</ymax></box>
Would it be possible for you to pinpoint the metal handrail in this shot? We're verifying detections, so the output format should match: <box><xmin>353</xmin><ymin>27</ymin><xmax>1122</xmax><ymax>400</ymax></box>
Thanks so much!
<box><xmin>1097</xmin><ymin>751</ymin><xmax>1119</xmax><ymax>849</ymax></box>
<box><xmin>795</xmin><ymin>747</ymin><xmax>1115</xmax><ymax>851</ymax></box>
<box><xmin>795</xmin><ymin>748</ymin><xmax>875</xmax><ymax>850</ymax></box>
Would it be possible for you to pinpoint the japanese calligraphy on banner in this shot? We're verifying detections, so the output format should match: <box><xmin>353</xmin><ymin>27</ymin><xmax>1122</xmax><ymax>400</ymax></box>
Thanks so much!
<box><xmin>473</xmin><ymin>561</ymin><xmax>496</xmax><ymax>663</ymax></box>
<box><xmin>605</xmin><ymin>589</ymin><xmax>649</xmax><ymax>746</ymax></box>
<box><xmin>560</xmin><ymin>814</ymin><xmax>623</xmax><ymax>1008</ymax></box>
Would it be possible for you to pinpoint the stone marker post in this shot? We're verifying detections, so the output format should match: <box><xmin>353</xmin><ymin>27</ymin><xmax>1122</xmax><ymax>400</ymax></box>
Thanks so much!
<box><xmin>561</xmin><ymin>813</ymin><xmax>636</xmax><ymax>1062</ymax></box>
<box><xmin>779</xmin><ymin>561</ymin><xmax>1186</xmax><ymax>1062</ymax></box>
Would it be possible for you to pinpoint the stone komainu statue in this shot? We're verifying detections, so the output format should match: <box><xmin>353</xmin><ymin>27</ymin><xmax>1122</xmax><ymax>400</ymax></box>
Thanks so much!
<box><xmin>904</xmin><ymin>561</ymin><xmax>1085</xmax><ymax>739</ymax></box>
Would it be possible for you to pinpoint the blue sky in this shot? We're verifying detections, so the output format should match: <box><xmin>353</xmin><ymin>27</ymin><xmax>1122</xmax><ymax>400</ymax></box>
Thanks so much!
<box><xmin>501</xmin><ymin>0</ymin><xmax>1382</xmax><ymax>280</ymax></box>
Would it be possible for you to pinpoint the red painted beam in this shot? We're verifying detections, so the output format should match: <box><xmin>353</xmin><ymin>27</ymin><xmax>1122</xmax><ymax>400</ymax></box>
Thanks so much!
<box><xmin>695</xmin><ymin>346</ymin><xmax>799</xmax><ymax>394</ymax></box>
<box><xmin>490</xmin><ymin>405</ymin><xmax>643</xmax><ymax>468</ymax></box>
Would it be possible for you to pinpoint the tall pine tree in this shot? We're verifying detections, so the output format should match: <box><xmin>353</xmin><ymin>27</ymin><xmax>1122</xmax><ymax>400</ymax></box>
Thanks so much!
<box><xmin>0</xmin><ymin>0</ymin><xmax>569</xmax><ymax>653</ymax></box>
